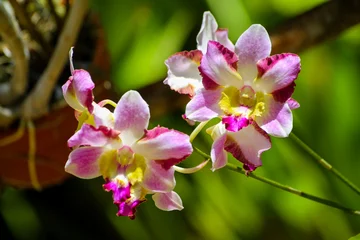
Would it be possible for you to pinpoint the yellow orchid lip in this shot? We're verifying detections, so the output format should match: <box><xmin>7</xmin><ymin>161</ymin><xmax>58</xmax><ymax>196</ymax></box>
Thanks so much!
<box><xmin>219</xmin><ymin>85</ymin><xmax>265</xmax><ymax>119</ymax></box>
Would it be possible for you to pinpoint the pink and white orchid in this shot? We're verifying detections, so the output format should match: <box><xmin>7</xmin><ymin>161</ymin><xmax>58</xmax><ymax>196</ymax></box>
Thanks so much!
<box><xmin>64</xmin><ymin>90</ymin><xmax>193</xmax><ymax>219</ymax></box>
<box><xmin>164</xmin><ymin>11</ymin><xmax>233</xmax><ymax>96</ymax></box>
<box><xmin>164</xmin><ymin>12</ymin><xmax>301</xmax><ymax>172</ymax></box>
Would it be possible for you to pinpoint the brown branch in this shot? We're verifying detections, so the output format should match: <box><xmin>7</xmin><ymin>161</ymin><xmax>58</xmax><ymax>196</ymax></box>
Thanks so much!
<box><xmin>0</xmin><ymin>1</ymin><xmax>29</xmax><ymax>105</ymax></box>
<box><xmin>47</xmin><ymin>0</ymin><xmax>64</xmax><ymax>33</ymax></box>
<box><xmin>21</xmin><ymin>0</ymin><xmax>89</xmax><ymax>120</ymax></box>
<box><xmin>270</xmin><ymin>0</ymin><xmax>360</xmax><ymax>54</ymax></box>
<box><xmin>8</xmin><ymin>0</ymin><xmax>52</xmax><ymax>57</ymax></box>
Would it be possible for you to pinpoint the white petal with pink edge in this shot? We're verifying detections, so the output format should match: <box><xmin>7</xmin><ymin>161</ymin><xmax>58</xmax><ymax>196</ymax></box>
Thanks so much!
<box><xmin>142</xmin><ymin>160</ymin><xmax>176</xmax><ymax>192</ymax></box>
<box><xmin>215</xmin><ymin>29</ymin><xmax>235</xmax><ymax>51</ymax></box>
<box><xmin>185</xmin><ymin>88</ymin><xmax>222</xmax><ymax>121</ymax></box>
<box><xmin>256</xmin><ymin>94</ymin><xmax>293</xmax><ymax>137</ymax></box>
<box><xmin>114</xmin><ymin>90</ymin><xmax>150</xmax><ymax>146</ymax></box>
<box><xmin>235</xmin><ymin>24</ymin><xmax>271</xmax><ymax>84</ymax></box>
<box><xmin>200</xmin><ymin>41</ymin><xmax>242</xmax><ymax>89</ymax></box>
<box><xmin>164</xmin><ymin>51</ymin><xmax>203</xmax><ymax>96</ymax></box>
<box><xmin>133</xmin><ymin>127</ymin><xmax>192</xmax><ymax>161</ymax></box>
<box><xmin>255</xmin><ymin>53</ymin><xmax>301</xmax><ymax>93</ymax></box>
<box><xmin>65</xmin><ymin>146</ymin><xmax>105</xmax><ymax>179</ymax></box>
<box><xmin>152</xmin><ymin>191</ymin><xmax>184</xmax><ymax>211</ymax></box>
<box><xmin>225</xmin><ymin>123</ymin><xmax>271</xmax><ymax>171</ymax></box>
<box><xmin>92</xmin><ymin>103</ymin><xmax>114</xmax><ymax>128</ymax></box>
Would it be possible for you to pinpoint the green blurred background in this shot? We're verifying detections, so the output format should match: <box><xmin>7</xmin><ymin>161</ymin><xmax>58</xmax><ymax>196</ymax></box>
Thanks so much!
<box><xmin>2</xmin><ymin>0</ymin><xmax>360</xmax><ymax>239</ymax></box>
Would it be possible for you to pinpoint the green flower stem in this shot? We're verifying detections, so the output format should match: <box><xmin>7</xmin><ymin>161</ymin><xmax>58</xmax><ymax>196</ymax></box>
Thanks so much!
<box><xmin>193</xmin><ymin>147</ymin><xmax>360</xmax><ymax>216</ymax></box>
<box><xmin>189</xmin><ymin>121</ymin><xmax>209</xmax><ymax>143</ymax></box>
<box><xmin>290</xmin><ymin>132</ymin><xmax>360</xmax><ymax>196</ymax></box>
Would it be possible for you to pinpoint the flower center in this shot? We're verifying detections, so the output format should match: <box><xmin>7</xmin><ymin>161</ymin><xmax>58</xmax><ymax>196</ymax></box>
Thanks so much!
<box><xmin>219</xmin><ymin>85</ymin><xmax>265</xmax><ymax>118</ymax></box>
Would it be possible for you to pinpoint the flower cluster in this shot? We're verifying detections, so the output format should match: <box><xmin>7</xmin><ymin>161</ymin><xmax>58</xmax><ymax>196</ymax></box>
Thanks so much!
<box><xmin>164</xmin><ymin>12</ymin><xmax>301</xmax><ymax>171</ymax></box>
<box><xmin>62</xmin><ymin>51</ymin><xmax>193</xmax><ymax>219</ymax></box>
<box><xmin>62</xmin><ymin>11</ymin><xmax>301</xmax><ymax>219</ymax></box>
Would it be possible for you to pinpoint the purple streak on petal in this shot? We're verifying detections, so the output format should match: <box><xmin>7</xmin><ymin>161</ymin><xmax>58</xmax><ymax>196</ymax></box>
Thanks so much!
<box><xmin>67</xmin><ymin>124</ymin><xmax>120</xmax><ymax>148</ymax></box>
<box><xmin>256</xmin><ymin>53</ymin><xmax>301</xmax><ymax>93</ymax></box>
<box><xmin>72</xmin><ymin>70</ymin><xmax>95</xmax><ymax>113</ymax></box>
<box><xmin>224</xmin><ymin>123</ymin><xmax>271</xmax><ymax>172</ymax></box>
<box><xmin>201</xmin><ymin>71</ymin><xmax>220</xmax><ymax>90</ymax></box>
<box><xmin>222</xmin><ymin>116</ymin><xmax>250</xmax><ymax>132</ymax></box>
<box><xmin>185</xmin><ymin>88</ymin><xmax>222</xmax><ymax>121</ymax></box>
<box><xmin>272</xmin><ymin>81</ymin><xmax>296</xmax><ymax>103</ymax></box>
<box><xmin>199</xmin><ymin>41</ymin><xmax>241</xmax><ymax>89</ymax></box>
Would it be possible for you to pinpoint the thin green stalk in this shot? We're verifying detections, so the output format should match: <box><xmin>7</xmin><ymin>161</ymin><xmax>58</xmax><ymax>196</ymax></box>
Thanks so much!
<box><xmin>194</xmin><ymin>147</ymin><xmax>360</xmax><ymax>216</ymax></box>
<box><xmin>189</xmin><ymin>121</ymin><xmax>209</xmax><ymax>142</ymax></box>
<box><xmin>290</xmin><ymin>132</ymin><xmax>360</xmax><ymax>196</ymax></box>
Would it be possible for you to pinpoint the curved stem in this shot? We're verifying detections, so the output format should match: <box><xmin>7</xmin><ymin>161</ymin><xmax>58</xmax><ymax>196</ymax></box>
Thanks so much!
<box><xmin>290</xmin><ymin>132</ymin><xmax>360</xmax><ymax>196</ymax></box>
<box><xmin>189</xmin><ymin>121</ymin><xmax>209</xmax><ymax>142</ymax></box>
<box><xmin>193</xmin><ymin>147</ymin><xmax>360</xmax><ymax>216</ymax></box>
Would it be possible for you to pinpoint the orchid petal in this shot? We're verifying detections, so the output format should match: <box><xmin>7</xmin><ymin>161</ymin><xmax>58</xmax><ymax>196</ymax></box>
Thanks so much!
<box><xmin>196</xmin><ymin>11</ymin><xmax>218</xmax><ymax>53</ymax></box>
<box><xmin>185</xmin><ymin>88</ymin><xmax>222</xmax><ymax>121</ymax></box>
<box><xmin>173</xmin><ymin>160</ymin><xmax>209</xmax><ymax>174</ymax></box>
<box><xmin>133</xmin><ymin>127</ymin><xmax>192</xmax><ymax>166</ymax></box>
<box><xmin>114</xmin><ymin>90</ymin><xmax>150</xmax><ymax>145</ymax></box>
<box><xmin>287</xmin><ymin>98</ymin><xmax>300</xmax><ymax>110</ymax></box>
<box><xmin>235</xmin><ymin>24</ymin><xmax>271</xmax><ymax>84</ymax></box>
<box><xmin>67</xmin><ymin>124</ymin><xmax>120</xmax><ymax>148</ymax></box>
<box><xmin>215</xmin><ymin>29</ymin><xmax>235</xmax><ymax>51</ymax></box>
<box><xmin>210</xmin><ymin>133</ymin><xmax>228</xmax><ymax>171</ymax></box>
<box><xmin>225</xmin><ymin>123</ymin><xmax>271</xmax><ymax>171</ymax></box>
<box><xmin>256</xmin><ymin>94</ymin><xmax>293</xmax><ymax>137</ymax></box>
<box><xmin>65</xmin><ymin>146</ymin><xmax>105</xmax><ymax>179</ymax></box>
<box><xmin>143</xmin><ymin>160</ymin><xmax>175</xmax><ymax>192</ymax></box>
<box><xmin>152</xmin><ymin>191</ymin><xmax>184</xmax><ymax>211</ymax></box>
<box><xmin>164</xmin><ymin>50</ymin><xmax>203</xmax><ymax>96</ymax></box>
<box><xmin>62</xmin><ymin>69</ymin><xmax>95</xmax><ymax>113</ymax></box>
<box><xmin>93</xmin><ymin>103</ymin><xmax>115</xmax><ymax>128</ymax></box>
<box><xmin>200</xmin><ymin>41</ymin><xmax>242</xmax><ymax>89</ymax></box>
<box><xmin>255</xmin><ymin>53</ymin><xmax>301</xmax><ymax>93</ymax></box>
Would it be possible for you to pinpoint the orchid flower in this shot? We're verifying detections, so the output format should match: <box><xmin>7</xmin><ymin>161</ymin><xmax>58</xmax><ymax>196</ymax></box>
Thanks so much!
<box><xmin>64</xmin><ymin>90</ymin><xmax>193</xmax><ymax>219</ymax></box>
<box><xmin>164</xmin><ymin>12</ymin><xmax>301</xmax><ymax>172</ymax></box>
<box><xmin>62</xmin><ymin>48</ymin><xmax>114</xmax><ymax>129</ymax></box>
<box><xmin>164</xmin><ymin>11</ymin><xmax>233</xmax><ymax>96</ymax></box>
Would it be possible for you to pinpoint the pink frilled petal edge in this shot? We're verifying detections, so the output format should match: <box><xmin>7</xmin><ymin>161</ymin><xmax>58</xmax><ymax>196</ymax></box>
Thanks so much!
<box><xmin>256</xmin><ymin>94</ymin><xmax>293</xmax><ymax>137</ymax></box>
<box><xmin>65</xmin><ymin>146</ymin><xmax>105</xmax><ymax>179</ymax></box>
<box><xmin>225</xmin><ymin>123</ymin><xmax>271</xmax><ymax>171</ymax></box>
<box><xmin>200</xmin><ymin>41</ymin><xmax>242</xmax><ymax>89</ymax></box>
<box><xmin>113</xmin><ymin>90</ymin><xmax>150</xmax><ymax>146</ymax></box>
<box><xmin>164</xmin><ymin>50</ymin><xmax>203</xmax><ymax>96</ymax></box>
<box><xmin>152</xmin><ymin>191</ymin><xmax>184</xmax><ymax>211</ymax></box>
<box><xmin>185</xmin><ymin>88</ymin><xmax>223</xmax><ymax>122</ymax></box>
<box><xmin>142</xmin><ymin>160</ymin><xmax>176</xmax><ymax>192</ymax></box>
<box><xmin>133</xmin><ymin>127</ymin><xmax>192</xmax><ymax>168</ymax></box>
<box><xmin>256</xmin><ymin>53</ymin><xmax>301</xmax><ymax>94</ymax></box>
